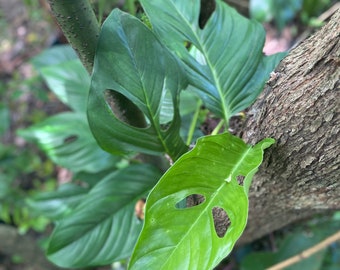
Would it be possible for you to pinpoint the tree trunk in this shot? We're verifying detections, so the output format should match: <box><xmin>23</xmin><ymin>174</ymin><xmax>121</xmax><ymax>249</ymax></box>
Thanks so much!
<box><xmin>238</xmin><ymin>9</ymin><xmax>340</xmax><ymax>245</ymax></box>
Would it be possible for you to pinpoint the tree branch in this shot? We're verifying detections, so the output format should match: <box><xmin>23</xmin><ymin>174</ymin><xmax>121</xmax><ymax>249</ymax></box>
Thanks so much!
<box><xmin>47</xmin><ymin>0</ymin><xmax>99</xmax><ymax>73</ymax></box>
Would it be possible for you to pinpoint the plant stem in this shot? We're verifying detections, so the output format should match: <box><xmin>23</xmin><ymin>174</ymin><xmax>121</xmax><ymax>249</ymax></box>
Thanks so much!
<box><xmin>125</xmin><ymin>0</ymin><xmax>136</xmax><ymax>15</ymax></box>
<box><xmin>48</xmin><ymin>0</ymin><xmax>100</xmax><ymax>73</ymax></box>
<box><xmin>186</xmin><ymin>100</ymin><xmax>202</xmax><ymax>145</ymax></box>
<box><xmin>211</xmin><ymin>119</ymin><xmax>225</xmax><ymax>135</ymax></box>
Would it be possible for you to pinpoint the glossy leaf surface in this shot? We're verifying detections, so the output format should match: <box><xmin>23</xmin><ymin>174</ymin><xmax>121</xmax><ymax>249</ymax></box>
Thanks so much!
<box><xmin>47</xmin><ymin>164</ymin><xmax>162</xmax><ymax>268</ymax></box>
<box><xmin>129</xmin><ymin>133</ymin><xmax>274</xmax><ymax>269</ymax></box>
<box><xmin>88</xmin><ymin>9</ymin><xmax>187</xmax><ymax>160</ymax></box>
<box><xmin>141</xmin><ymin>0</ymin><xmax>286</xmax><ymax>122</ymax></box>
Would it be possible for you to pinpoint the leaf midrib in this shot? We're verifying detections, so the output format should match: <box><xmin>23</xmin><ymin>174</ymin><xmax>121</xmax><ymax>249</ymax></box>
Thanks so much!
<box><xmin>159</xmin><ymin>143</ymin><xmax>252</xmax><ymax>269</ymax></box>
<box><xmin>166</xmin><ymin>0</ymin><xmax>230</xmax><ymax>123</ymax></box>
<box><xmin>121</xmin><ymin>21</ymin><xmax>174</xmax><ymax>159</ymax></box>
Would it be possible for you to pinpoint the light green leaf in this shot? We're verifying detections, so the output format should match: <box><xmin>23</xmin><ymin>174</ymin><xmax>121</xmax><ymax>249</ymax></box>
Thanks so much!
<box><xmin>47</xmin><ymin>164</ymin><xmax>162</xmax><ymax>268</ymax></box>
<box><xmin>40</xmin><ymin>59</ymin><xmax>90</xmax><ymax>113</ymax></box>
<box><xmin>31</xmin><ymin>45</ymin><xmax>78</xmax><ymax>69</ymax></box>
<box><xmin>141</xmin><ymin>0</ymin><xmax>286</xmax><ymax>122</ymax></box>
<box><xmin>18</xmin><ymin>112</ymin><xmax>119</xmax><ymax>173</ymax></box>
<box><xmin>129</xmin><ymin>132</ymin><xmax>274</xmax><ymax>270</ymax></box>
<box><xmin>88</xmin><ymin>9</ymin><xmax>188</xmax><ymax>160</ymax></box>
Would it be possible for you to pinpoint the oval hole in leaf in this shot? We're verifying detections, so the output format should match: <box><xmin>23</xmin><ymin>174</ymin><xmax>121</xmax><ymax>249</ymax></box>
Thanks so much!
<box><xmin>185</xmin><ymin>41</ymin><xmax>192</xmax><ymax>50</ymax></box>
<box><xmin>63</xmin><ymin>135</ymin><xmax>78</xmax><ymax>144</ymax></box>
<box><xmin>237</xmin><ymin>175</ymin><xmax>245</xmax><ymax>186</ymax></box>
<box><xmin>212</xmin><ymin>206</ymin><xmax>230</xmax><ymax>238</ymax></box>
<box><xmin>104</xmin><ymin>89</ymin><xmax>147</xmax><ymax>128</ymax></box>
<box><xmin>175</xmin><ymin>194</ymin><xmax>205</xmax><ymax>209</ymax></box>
<box><xmin>199</xmin><ymin>0</ymin><xmax>216</xmax><ymax>29</ymax></box>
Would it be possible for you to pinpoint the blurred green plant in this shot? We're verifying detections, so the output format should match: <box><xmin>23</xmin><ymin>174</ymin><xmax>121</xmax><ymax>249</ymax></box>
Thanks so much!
<box><xmin>240</xmin><ymin>213</ymin><xmax>340</xmax><ymax>270</ymax></box>
<box><xmin>0</xmin><ymin>142</ymin><xmax>54</xmax><ymax>233</ymax></box>
<box><xmin>250</xmin><ymin>0</ymin><xmax>332</xmax><ymax>31</ymax></box>
<box><xmin>15</xmin><ymin>0</ymin><xmax>286</xmax><ymax>269</ymax></box>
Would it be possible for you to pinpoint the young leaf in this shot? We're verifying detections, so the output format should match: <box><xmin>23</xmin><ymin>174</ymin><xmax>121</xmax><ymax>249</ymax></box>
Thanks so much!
<box><xmin>18</xmin><ymin>112</ymin><xmax>119</xmax><ymax>174</ymax></box>
<box><xmin>140</xmin><ymin>0</ymin><xmax>286</xmax><ymax>122</ymax></box>
<box><xmin>47</xmin><ymin>164</ymin><xmax>162</xmax><ymax>268</ymax></box>
<box><xmin>129</xmin><ymin>133</ymin><xmax>274</xmax><ymax>270</ymax></box>
<box><xmin>88</xmin><ymin>9</ymin><xmax>188</xmax><ymax>160</ymax></box>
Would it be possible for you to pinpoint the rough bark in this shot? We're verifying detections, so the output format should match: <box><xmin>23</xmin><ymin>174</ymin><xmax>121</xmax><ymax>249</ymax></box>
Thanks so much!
<box><xmin>237</xmin><ymin>9</ymin><xmax>340</xmax><ymax>244</ymax></box>
<box><xmin>47</xmin><ymin>0</ymin><xmax>100</xmax><ymax>73</ymax></box>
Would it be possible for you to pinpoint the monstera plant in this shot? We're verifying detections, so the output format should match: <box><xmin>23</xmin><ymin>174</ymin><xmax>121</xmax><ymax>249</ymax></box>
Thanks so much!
<box><xmin>20</xmin><ymin>0</ymin><xmax>285</xmax><ymax>269</ymax></box>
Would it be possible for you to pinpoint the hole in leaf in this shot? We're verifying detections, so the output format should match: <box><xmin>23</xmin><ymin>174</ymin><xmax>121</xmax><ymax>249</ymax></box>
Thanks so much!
<box><xmin>199</xmin><ymin>0</ymin><xmax>216</xmax><ymax>29</ymax></box>
<box><xmin>175</xmin><ymin>194</ymin><xmax>205</xmax><ymax>209</ymax></box>
<box><xmin>104</xmin><ymin>89</ymin><xmax>147</xmax><ymax>128</ymax></box>
<box><xmin>63</xmin><ymin>135</ymin><xmax>78</xmax><ymax>144</ymax></box>
<box><xmin>134</xmin><ymin>198</ymin><xmax>146</xmax><ymax>220</ymax></box>
<box><xmin>185</xmin><ymin>41</ymin><xmax>192</xmax><ymax>50</ymax></box>
<box><xmin>212</xmin><ymin>206</ymin><xmax>230</xmax><ymax>238</ymax></box>
<box><xmin>237</xmin><ymin>175</ymin><xmax>245</xmax><ymax>186</ymax></box>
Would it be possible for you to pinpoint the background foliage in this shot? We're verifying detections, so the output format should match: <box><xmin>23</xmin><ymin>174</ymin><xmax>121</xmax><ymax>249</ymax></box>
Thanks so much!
<box><xmin>0</xmin><ymin>0</ymin><xmax>338</xmax><ymax>269</ymax></box>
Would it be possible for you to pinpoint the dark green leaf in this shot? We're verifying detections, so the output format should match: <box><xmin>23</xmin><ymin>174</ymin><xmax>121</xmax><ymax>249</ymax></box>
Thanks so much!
<box><xmin>47</xmin><ymin>164</ymin><xmax>162</xmax><ymax>268</ymax></box>
<box><xmin>141</xmin><ymin>0</ymin><xmax>286</xmax><ymax>122</ymax></box>
<box><xmin>26</xmin><ymin>183</ymin><xmax>89</xmax><ymax>220</ymax></box>
<box><xmin>88</xmin><ymin>9</ymin><xmax>188</xmax><ymax>160</ymax></box>
<box><xmin>129</xmin><ymin>133</ymin><xmax>274</xmax><ymax>269</ymax></box>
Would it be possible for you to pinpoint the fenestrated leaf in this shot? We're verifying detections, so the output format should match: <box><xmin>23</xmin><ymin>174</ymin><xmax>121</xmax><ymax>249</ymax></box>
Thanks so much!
<box><xmin>17</xmin><ymin>112</ymin><xmax>119</xmax><ymax>174</ymax></box>
<box><xmin>40</xmin><ymin>59</ymin><xmax>90</xmax><ymax>113</ymax></box>
<box><xmin>47</xmin><ymin>164</ymin><xmax>162</xmax><ymax>268</ymax></box>
<box><xmin>88</xmin><ymin>9</ymin><xmax>188</xmax><ymax>160</ymax></box>
<box><xmin>129</xmin><ymin>133</ymin><xmax>274</xmax><ymax>270</ymax></box>
<box><xmin>141</xmin><ymin>0</ymin><xmax>286</xmax><ymax>122</ymax></box>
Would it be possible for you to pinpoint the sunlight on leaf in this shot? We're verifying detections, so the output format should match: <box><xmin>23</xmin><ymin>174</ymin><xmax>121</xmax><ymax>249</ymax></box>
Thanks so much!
<box><xmin>129</xmin><ymin>133</ymin><xmax>274</xmax><ymax>269</ymax></box>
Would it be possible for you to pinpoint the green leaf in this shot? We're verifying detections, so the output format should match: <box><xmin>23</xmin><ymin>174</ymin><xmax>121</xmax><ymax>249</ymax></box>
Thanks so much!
<box><xmin>26</xmin><ymin>183</ymin><xmax>89</xmax><ymax>220</ymax></box>
<box><xmin>40</xmin><ymin>59</ymin><xmax>90</xmax><ymax>113</ymax></box>
<box><xmin>31</xmin><ymin>45</ymin><xmax>78</xmax><ymax>69</ymax></box>
<box><xmin>88</xmin><ymin>9</ymin><xmax>188</xmax><ymax>160</ymax></box>
<box><xmin>47</xmin><ymin>164</ymin><xmax>162</xmax><ymax>268</ymax></box>
<box><xmin>141</xmin><ymin>0</ymin><xmax>286</xmax><ymax>122</ymax></box>
<box><xmin>18</xmin><ymin>112</ymin><xmax>119</xmax><ymax>174</ymax></box>
<box><xmin>129</xmin><ymin>133</ymin><xmax>274</xmax><ymax>270</ymax></box>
